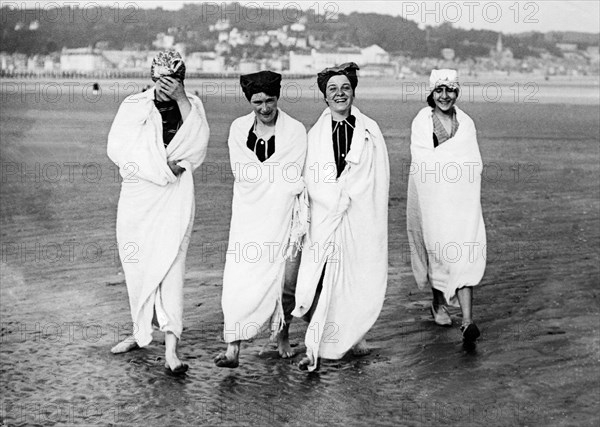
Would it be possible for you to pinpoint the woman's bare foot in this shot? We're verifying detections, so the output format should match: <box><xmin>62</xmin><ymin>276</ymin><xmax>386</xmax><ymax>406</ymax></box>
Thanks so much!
<box><xmin>351</xmin><ymin>339</ymin><xmax>371</xmax><ymax>356</ymax></box>
<box><xmin>164</xmin><ymin>353</ymin><xmax>188</xmax><ymax>374</ymax></box>
<box><xmin>214</xmin><ymin>341</ymin><xmax>240</xmax><ymax>368</ymax></box>
<box><xmin>277</xmin><ymin>325</ymin><xmax>295</xmax><ymax>358</ymax></box>
<box><xmin>164</xmin><ymin>360</ymin><xmax>189</xmax><ymax>375</ymax></box>
<box><xmin>110</xmin><ymin>336</ymin><xmax>139</xmax><ymax>354</ymax></box>
<box><xmin>164</xmin><ymin>332</ymin><xmax>188</xmax><ymax>374</ymax></box>
<box><xmin>430</xmin><ymin>302</ymin><xmax>453</xmax><ymax>326</ymax></box>
<box><xmin>298</xmin><ymin>353</ymin><xmax>315</xmax><ymax>371</ymax></box>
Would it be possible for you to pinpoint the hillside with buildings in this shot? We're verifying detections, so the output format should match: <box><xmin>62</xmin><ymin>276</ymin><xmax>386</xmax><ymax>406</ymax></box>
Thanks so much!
<box><xmin>1</xmin><ymin>3</ymin><xmax>598</xmax><ymax>77</ymax></box>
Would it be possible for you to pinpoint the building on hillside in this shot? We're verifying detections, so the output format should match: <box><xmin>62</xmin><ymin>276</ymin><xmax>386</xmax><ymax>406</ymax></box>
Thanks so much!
<box><xmin>266</xmin><ymin>58</ymin><xmax>284</xmax><ymax>72</ymax></box>
<box><xmin>239</xmin><ymin>60</ymin><xmax>260</xmax><ymax>73</ymax></box>
<box><xmin>556</xmin><ymin>43</ymin><xmax>578</xmax><ymax>52</ymax></box>
<box><xmin>586</xmin><ymin>45</ymin><xmax>599</xmax><ymax>64</ymax></box>
<box><xmin>288</xmin><ymin>51</ymin><xmax>313</xmax><ymax>74</ymax></box>
<box><xmin>186</xmin><ymin>51</ymin><xmax>225</xmax><ymax>73</ymax></box>
<box><xmin>101</xmin><ymin>50</ymin><xmax>153</xmax><ymax>71</ymax></box>
<box><xmin>44</xmin><ymin>55</ymin><xmax>59</xmax><ymax>71</ymax></box>
<box><xmin>254</xmin><ymin>34</ymin><xmax>270</xmax><ymax>47</ymax></box>
<box><xmin>228</xmin><ymin>28</ymin><xmax>249</xmax><ymax>47</ymax></box>
<box><xmin>362</xmin><ymin>44</ymin><xmax>390</xmax><ymax>64</ymax></box>
<box><xmin>210</xmin><ymin>19</ymin><xmax>230</xmax><ymax>32</ymax></box>
<box><xmin>215</xmin><ymin>41</ymin><xmax>231</xmax><ymax>55</ymax></box>
<box><xmin>60</xmin><ymin>47</ymin><xmax>113</xmax><ymax>72</ymax></box>
<box><xmin>441</xmin><ymin>48</ymin><xmax>455</xmax><ymax>61</ymax></box>
<box><xmin>313</xmin><ymin>47</ymin><xmax>363</xmax><ymax>71</ymax></box>
<box><xmin>489</xmin><ymin>34</ymin><xmax>515</xmax><ymax>70</ymax></box>
<box><xmin>289</xmin><ymin>45</ymin><xmax>391</xmax><ymax>74</ymax></box>
<box><xmin>360</xmin><ymin>63</ymin><xmax>396</xmax><ymax>77</ymax></box>
<box><xmin>153</xmin><ymin>33</ymin><xmax>175</xmax><ymax>50</ymax></box>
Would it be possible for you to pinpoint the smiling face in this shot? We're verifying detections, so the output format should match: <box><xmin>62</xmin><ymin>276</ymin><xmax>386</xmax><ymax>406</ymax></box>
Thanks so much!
<box><xmin>432</xmin><ymin>85</ymin><xmax>458</xmax><ymax>113</ymax></box>
<box><xmin>250</xmin><ymin>92</ymin><xmax>278</xmax><ymax>126</ymax></box>
<box><xmin>325</xmin><ymin>75</ymin><xmax>354</xmax><ymax>118</ymax></box>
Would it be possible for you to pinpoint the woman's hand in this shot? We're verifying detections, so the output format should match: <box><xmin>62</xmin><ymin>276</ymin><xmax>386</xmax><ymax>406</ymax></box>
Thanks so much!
<box><xmin>167</xmin><ymin>160</ymin><xmax>186</xmax><ymax>176</ymax></box>
<box><xmin>157</xmin><ymin>76</ymin><xmax>192</xmax><ymax>120</ymax></box>
<box><xmin>157</xmin><ymin>77</ymin><xmax>186</xmax><ymax>102</ymax></box>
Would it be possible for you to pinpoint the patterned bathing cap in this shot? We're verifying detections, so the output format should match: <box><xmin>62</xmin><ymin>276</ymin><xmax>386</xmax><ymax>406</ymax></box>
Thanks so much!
<box><xmin>151</xmin><ymin>50</ymin><xmax>186</xmax><ymax>82</ymax></box>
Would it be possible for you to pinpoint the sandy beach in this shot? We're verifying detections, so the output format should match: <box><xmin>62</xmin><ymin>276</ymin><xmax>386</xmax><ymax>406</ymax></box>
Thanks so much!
<box><xmin>1</xmin><ymin>77</ymin><xmax>599</xmax><ymax>426</ymax></box>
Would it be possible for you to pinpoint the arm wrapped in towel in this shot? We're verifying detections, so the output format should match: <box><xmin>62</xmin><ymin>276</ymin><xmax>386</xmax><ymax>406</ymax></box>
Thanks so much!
<box><xmin>107</xmin><ymin>91</ymin><xmax>209</xmax><ymax>185</ymax></box>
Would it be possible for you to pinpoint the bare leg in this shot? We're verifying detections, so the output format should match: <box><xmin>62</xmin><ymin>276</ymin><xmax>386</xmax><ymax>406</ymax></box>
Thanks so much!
<box><xmin>214</xmin><ymin>341</ymin><xmax>240</xmax><ymax>368</ymax></box>
<box><xmin>457</xmin><ymin>287</ymin><xmax>473</xmax><ymax>325</ymax></box>
<box><xmin>351</xmin><ymin>338</ymin><xmax>371</xmax><ymax>356</ymax></box>
<box><xmin>279</xmin><ymin>252</ymin><xmax>300</xmax><ymax>359</ymax></box>
<box><xmin>432</xmin><ymin>288</ymin><xmax>446</xmax><ymax>308</ymax></box>
<box><xmin>457</xmin><ymin>287</ymin><xmax>480</xmax><ymax>342</ymax></box>
<box><xmin>111</xmin><ymin>335</ymin><xmax>139</xmax><ymax>354</ymax></box>
<box><xmin>277</xmin><ymin>322</ymin><xmax>295</xmax><ymax>358</ymax></box>
<box><xmin>430</xmin><ymin>288</ymin><xmax>452</xmax><ymax>326</ymax></box>
<box><xmin>164</xmin><ymin>331</ymin><xmax>188</xmax><ymax>373</ymax></box>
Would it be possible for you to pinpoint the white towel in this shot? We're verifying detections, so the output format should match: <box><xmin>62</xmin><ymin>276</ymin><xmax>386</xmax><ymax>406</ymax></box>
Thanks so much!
<box><xmin>292</xmin><ymin>106</ymin><xmax>390</xmax><ymax>371</ymax></box>
<box><xmin>221</xmin><ymin>109</ymin><xmax>307</xmax><ymax>342</ymax></box>
<box><xmin>407</xmin><ymin>106</ymin><xmax>486</xmax><ymax>306</ymax></box>
<box><xmin>107</xmin><ymin>89</ymin><xmax>209</xmax><ymax>346</ymax></box>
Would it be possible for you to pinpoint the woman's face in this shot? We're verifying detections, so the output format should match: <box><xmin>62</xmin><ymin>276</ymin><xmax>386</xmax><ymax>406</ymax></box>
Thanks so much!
<box><xmin>432</xmin><ymin>85</ymin><xmax>458</xmax><ymax>112</ymax></box>
<box><xmin>325</xmin><ymin>75</ymin><xmax>354</xmax><ymax>117</ymax></box>
<box><xmin>250</xmin><ymin>92</ymin><xmax>278</xmax><ymax>125</ymax></box>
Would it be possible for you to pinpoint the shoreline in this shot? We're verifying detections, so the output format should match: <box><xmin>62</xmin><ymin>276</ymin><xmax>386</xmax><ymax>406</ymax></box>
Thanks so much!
<box><xmin>1</xmin><ymin>75</ymin><xmax>598</xmax><ymax>105</ymax></box>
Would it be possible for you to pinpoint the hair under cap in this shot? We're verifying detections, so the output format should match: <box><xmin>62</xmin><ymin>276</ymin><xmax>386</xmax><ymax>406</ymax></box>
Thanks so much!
<box><xmin>240</xmin><ymin>70</ymin><xmax>282</xmax><ymax>101</ymax></box>
<box><xmin>317</xmin><ymin>62</ymin><xmax>360</xmax><ymax>96</ymax></box>
<box><xmin>151</xmin><ymin>50</ymin><xmax>186</xmax><ymax>82</ymax></box>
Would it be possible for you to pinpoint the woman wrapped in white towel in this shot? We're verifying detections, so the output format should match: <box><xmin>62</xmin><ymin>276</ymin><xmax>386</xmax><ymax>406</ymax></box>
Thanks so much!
<box><xmin>407</xmin><ymin>69</ymin><xmax>486</xmax><ymax>343</ymax></box>
<box><xmin>107</xmin><ymin>50</ymin><xmax>210</xmax><ymax>374</ymax></box>
<box><xmin>214</xmin><ymin>71</ymin><xmax>307</xmax><ymax>368</ymax></box>
<box><xmin>293</xmin><ymin>63</ymin><xmax>390</xmax><ymax>371</ymax></box>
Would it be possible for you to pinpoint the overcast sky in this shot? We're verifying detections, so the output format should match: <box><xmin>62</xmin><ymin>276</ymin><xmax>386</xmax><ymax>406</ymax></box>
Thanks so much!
<box><xmin>19</xmin><ymin>1</ymin><xmax>600</xmax><ymax>34</ymax></box>
<box><xmin>133</xmin><ymin>1</ymin><xmax>600</xmax><ymax>34</ymax></box>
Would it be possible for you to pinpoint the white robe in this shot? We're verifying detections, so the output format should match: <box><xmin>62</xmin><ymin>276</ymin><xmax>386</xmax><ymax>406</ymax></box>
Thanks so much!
<box><xmin>292</xmin><ymin>107</ymin><xmax>390</xmax><ymax>371</ymax></box>
<box><xmin>407</xmin><ymin>106</ymin><xmax>486</xmax><ymax>306</ymax></box>
<box><xmin>222</xmin><ymin>109</ymin><xmax>307</xmax><ymax>342</ymax></box>
<box><xmin>107</xmin><ymin>89</ymin><xmax>210</xmax><ymax>347</ymax></box>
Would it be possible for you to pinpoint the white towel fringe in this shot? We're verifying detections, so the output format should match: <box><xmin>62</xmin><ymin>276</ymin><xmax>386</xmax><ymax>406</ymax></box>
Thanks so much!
<box><xmin>284</xmin><ymin>189</ymin><xmax>310</xmax><ymax>260</ymax></box>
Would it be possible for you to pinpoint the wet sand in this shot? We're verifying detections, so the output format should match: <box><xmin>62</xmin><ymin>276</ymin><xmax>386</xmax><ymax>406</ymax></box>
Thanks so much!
<box><xmin>1</xmin><ymin>79</ymin><xmax>599</xmax><ymax>426</ymax></box>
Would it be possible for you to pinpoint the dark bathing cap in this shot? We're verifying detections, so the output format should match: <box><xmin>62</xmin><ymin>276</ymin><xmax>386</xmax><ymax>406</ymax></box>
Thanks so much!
<box><xmin>317</xmin><ymin>62</ymin><xmax>360</xmax><ymax>96</ymax></box>
<box><xmin>240</xmin><ymin>70</ymin><xmax>282</xmax><ymax>101</ymax></box>
<box><xmin>151</xmin><ymin>50</ymin><xmax>186</xmax><ymax>82</ymax></box>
